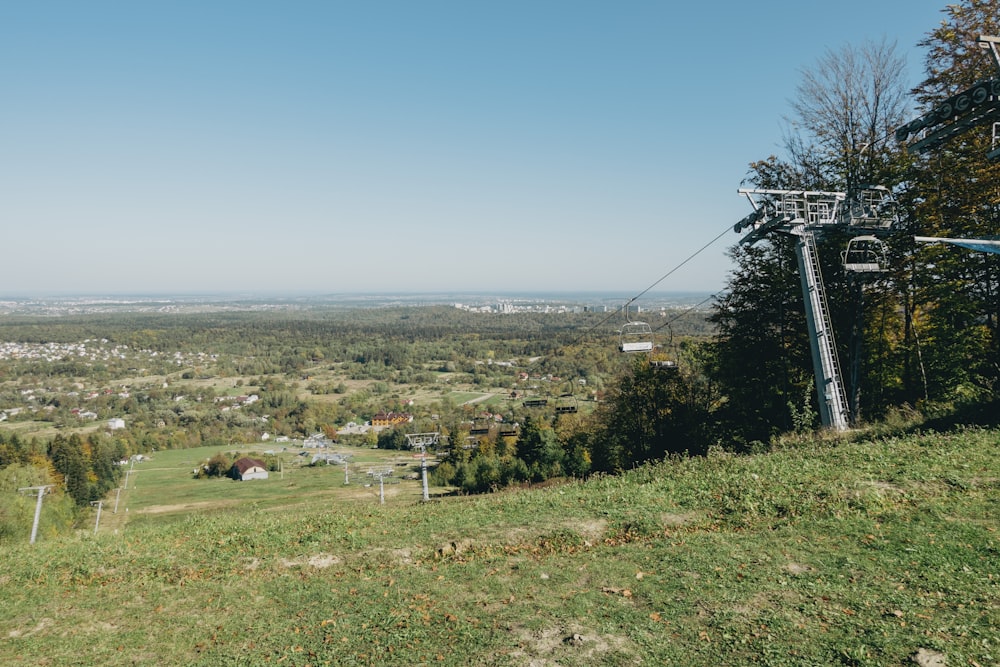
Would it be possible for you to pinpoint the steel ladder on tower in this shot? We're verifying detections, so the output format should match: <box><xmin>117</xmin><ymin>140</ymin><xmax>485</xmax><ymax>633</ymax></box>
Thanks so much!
<box><xmin>795</xmin><ymin>230</ymin><xmax>850</xmax><ymax>431</ymax></box>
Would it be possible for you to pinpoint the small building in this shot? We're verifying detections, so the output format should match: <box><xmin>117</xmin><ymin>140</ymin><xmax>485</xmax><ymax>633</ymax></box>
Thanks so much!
<box><xmin>231</xmin><ymin>457</ymin><xmax>269</xmax><ymax>481</ymax></box>
<box><xmin>107</xmin><ymin>417</ymin><xmax>125</xmax><ymax>429</ymax></box>
<box><xmin>303</xmin><ymin>432</ymin><xmax>331</xmax><ymax>448</ymax></box>
<box><xmin>371</xmin><ymin>412</ymin><xmax>413</xmax><ymax>427</ymax></box>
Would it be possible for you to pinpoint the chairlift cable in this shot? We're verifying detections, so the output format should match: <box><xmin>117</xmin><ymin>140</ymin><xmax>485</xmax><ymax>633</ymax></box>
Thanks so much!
<box><xmin>567</xmin><ymin>222</ymin><xmax>733</xmax><ymax>348</ymax></box>
<box><xmin>630</xmin><ymin>224</ymin><xmax>733</xmax><ymax>305</ymax></box>
<box><xmin>651</xmin><ymin>292</ymin><xmax>719</xmax><ymax>334</ymax></box>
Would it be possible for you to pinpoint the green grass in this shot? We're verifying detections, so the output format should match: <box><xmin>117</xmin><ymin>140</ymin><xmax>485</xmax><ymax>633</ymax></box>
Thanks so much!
<box><xmin>1</xmin><ymin>429</ymin><xmax>997</xmax><ymax>666</ymax></box>
<box><xmin>117</xmin><ymin>445</ymin><xmax>434</xmax><ymax>519</ymax></box>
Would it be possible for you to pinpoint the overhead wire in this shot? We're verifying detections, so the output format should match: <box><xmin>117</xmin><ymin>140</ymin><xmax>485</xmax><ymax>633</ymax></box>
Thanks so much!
<box><xmin>651</xmin><ymin>292</ymin><xmax>719</xmax><ymax>335</ymax></box>
<box><xmin>573</xmin><ymin>124</ymin><xmax>902</xmax><ymax>347</ymax></box>
<box><xmin>567</xmin><ymin>221</ymin><xmax>734</xmax><ymax>348</ymax></box>
<box><xmin>627</xmin><ymin>222</ymin><xmax>733</xmax><ymax>307</ymax></box>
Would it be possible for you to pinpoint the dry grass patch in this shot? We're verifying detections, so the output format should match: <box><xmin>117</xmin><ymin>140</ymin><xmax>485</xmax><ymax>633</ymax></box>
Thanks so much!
<box><xmin>505</xmin><ymin>623</ymin><xmax>637</xmax><ymax>666</ymax></box>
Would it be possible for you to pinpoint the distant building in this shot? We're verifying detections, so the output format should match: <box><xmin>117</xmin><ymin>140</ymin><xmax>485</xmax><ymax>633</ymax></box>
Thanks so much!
<box><xmin>371</xmin><ymin>412</ymin><xmax>413</xmax><ymax>427</ymax></box>
<box><xmin>231</xmin><ymin>457</ymin><xmax>268</xmax><ymax>481</ymax></box>
<box><xmin>107</xmin><ymin>417</ymin><xmax>125</xmax><ymax>430</ymax></box>
<box><xmin>336</xmin><ymin>422</ymin><xmax>371</xmax><ymax>435</ymax></box>
<box><xmin>303</xmin><ymin>432</ymin><xmax>331</xmax><ymax>448</ymax></box>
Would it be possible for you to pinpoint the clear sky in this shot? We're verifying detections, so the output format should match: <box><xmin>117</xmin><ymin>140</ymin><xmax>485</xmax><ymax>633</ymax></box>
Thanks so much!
<box><xmin>1</xmin><ymin>1</ymin><xmax>950</xmax><ymax>297</ymax></box>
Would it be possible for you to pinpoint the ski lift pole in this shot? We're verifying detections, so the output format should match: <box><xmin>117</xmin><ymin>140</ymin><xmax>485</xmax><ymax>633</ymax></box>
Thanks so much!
<box><xmin>91</xmin><ymin>500</ymin><xmax>104</xmax><ymax>535</ymax></box>
<box><xmin>123</xmin><ymin>456</ymin><xmax>136</xmax><ymax>489</ymax></box>
<box><xmin>18</xmin><ymin>485</ymin><xmax>52</xmax><ymax>545</ymax></box>
<box><xmin>421</xmin><ymin>452</ymin><xmax>430</xmax><ymax>502</ymax></box>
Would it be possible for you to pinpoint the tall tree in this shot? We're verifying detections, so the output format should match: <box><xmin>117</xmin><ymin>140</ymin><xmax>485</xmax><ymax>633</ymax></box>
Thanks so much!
<box><xmin>708</xmin><ymin>237</ymin><xmax>811</xmax><ymax>442</ymax></box>
<box><xmin>590</xmin><ymin>358</ymin><xmax>714</xmax><ymax>472</ymax></box>
<box><xmin>905</xmin><ymin>0</ymin><xmax>1000</xmax><ymax>406</ymax></box>
<box><xmin>786</xmin><ymin>37</ymin><xmax>910</xmax><ymax>192</ymax></box>
<box><xmin>48</xmin><ymin>434</ymin><xmax>90</xmax><ymax>506</ymax></box>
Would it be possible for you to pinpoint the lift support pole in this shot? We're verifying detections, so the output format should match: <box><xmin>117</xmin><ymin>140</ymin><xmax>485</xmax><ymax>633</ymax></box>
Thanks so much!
<box><xmin>18</xmin><ymin>485</ymin><xmax>53</xmax><ymax>545</ymax></box>
<box><xmin>734</xmin><ymin>187</ymin><xmax>895</xmax><ymax>432</ymax></box>
<box><xmin>795</xmin><ymin>231</ymin><xmax>850</xmax><ymax>431</ymax></box>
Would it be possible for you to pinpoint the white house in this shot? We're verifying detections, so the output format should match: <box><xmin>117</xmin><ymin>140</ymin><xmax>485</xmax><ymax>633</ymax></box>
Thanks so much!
<box><xmin>232</xmin><ymin>457</ymin><xmax>268</xmax><ymax>481</ymax></box>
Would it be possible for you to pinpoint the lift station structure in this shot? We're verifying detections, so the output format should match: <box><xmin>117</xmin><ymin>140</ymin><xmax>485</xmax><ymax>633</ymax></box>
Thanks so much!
<box><xmin>733</xmin><ymin>186</ymin><xmax>898</xmax><ymax>431</ymax></box>
<box><xmin>896</xmin><ymin>35</ymin><xmax>1000</xmax><ymax>161</ymax></box>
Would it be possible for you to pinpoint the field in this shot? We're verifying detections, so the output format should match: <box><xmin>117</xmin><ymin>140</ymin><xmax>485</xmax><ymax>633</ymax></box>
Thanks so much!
<box><xmin>1</xmin><ymin>428</ymin><xmax>997</xmax><ymax>666</ymax></box>
<box><xmin>102</xmin><ymin>444</ymin><xmax>434</xmax><ymax>533</ymax></box>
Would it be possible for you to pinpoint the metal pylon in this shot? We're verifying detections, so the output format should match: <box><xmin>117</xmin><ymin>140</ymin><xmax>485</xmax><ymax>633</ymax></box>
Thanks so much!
<box><xmin>795</xmin><ymin>230</ymin><xmax>850</xmax><ymax>431</ymax></box>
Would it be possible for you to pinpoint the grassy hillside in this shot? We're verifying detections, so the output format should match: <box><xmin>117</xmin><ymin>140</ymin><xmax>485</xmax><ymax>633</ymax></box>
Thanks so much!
<box><xmin>2</xmin><ymin>429</ymin><xmax>997</xmax><ymax>666</ymax></box>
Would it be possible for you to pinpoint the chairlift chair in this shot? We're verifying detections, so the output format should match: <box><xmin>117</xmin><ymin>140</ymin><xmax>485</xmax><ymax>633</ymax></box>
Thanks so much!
<box><xmin>618</xmin><ymin>316</ymin><xmax>654</xmax><ymax>353</ymax></box>
<box><xmin>648</xmin><ymin>323</ymin><xmax>679</xmax><ymax>371</ymax></box>
<box><xmin>554</xmin><ymin>393</ymin><xmax>578</xmax><ymax>414</ymax></box>
<box><xmin>520</xmin><ymin>388</ymin><xmax>548</xmax><ymax>408</ymax></box>
<box><xmin>846</xmin><ymin>186</ymin><xmax>898</xmax><ymax>231</ymax></box>
<box><xmin>469</xmin><ymin>419</ymin><xmax>491</xmax><ymax>436</ymax></box>
<box><xmin>841</xmin><ymin>235</ymin><xmax>889</xmax><ymax>273</ymax></box>
<box><xmin>498</xmin><ymin>422</ymin><xmax>519</xmax><ymax>437</ymax></box>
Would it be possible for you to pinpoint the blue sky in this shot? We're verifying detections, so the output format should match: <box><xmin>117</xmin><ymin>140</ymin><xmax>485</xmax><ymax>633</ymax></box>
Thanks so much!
<box><xmin>1</xmin><ymin>1</ymin><xmax>950</xmax><ymax>296</ymax></box>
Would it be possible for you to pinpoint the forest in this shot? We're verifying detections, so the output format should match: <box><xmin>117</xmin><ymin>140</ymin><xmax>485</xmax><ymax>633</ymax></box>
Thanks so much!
<box><xmin>2</xmin><ymin>1</ymin><xmax>1000</xmax><ymax>539</ymax></box>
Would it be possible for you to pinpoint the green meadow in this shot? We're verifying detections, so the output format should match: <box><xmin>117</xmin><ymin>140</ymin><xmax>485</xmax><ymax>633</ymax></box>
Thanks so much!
<box><xmin>116</xmin><ymin>445</ymin><xmax>430</xmax><ymax>519</ymax></box>
<box><xmin>2</xmin><ymin>429</ymin><xmax>997</xmax><ymax>666</ymax></box>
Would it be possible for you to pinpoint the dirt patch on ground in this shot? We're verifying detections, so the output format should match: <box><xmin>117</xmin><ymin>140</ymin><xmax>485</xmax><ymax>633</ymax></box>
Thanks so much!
<box><xmin>490</xmin><ymin>518</ymin><xmax>609</xmax><ymax>553</ymax></box>
<box><xmin>505</xmin><ymin>623</ymin><xmax>636</xmax><ymax>665</ymax></box>
<box><xmin>661</xmin><ymin>511</ymin><xmax>701</xmax><ymax>527</ymax></box>
<box><xmin>279</xmin><ymin>553</ymin><xmax>341</xmax><ymax>569</ymax></box>
<box><xmin>784</xmin><ymin>562</ymin><xmax>814</xmax><ymax>575</ymax></box>
<box><xmin>726</xmin><ymin>590</ymin><xmax>804</xmax><ymax>620</ymax></box>
<box><xmin>138</xmin><ymin>500</ymin><xmax>242</xmax><ymax>514</ymax></box>
<box><xmin>911</xmin><ymin>648</ymin><xmax>947</xmax><ymax>667</ymax></box>
<box><xmin>573</xmin><ymin>518</ymin><xmax>609</xmax><ymax>544</ymax></box>
<box><xmin>7</xmin><ymin>617</ymin><xmax>53</xmax><ymax>639</ymax></box>
<box><xmin>858</xmin><ymin>480</ymin><xmax>906</xmax><ymax>493</ymax></box>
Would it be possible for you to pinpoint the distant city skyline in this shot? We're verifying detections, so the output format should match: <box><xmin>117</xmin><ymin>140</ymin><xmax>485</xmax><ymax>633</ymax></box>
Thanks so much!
<box><xmin>1</xmin><ymin>1</ymin><xmax>949</xmax><ymax>299</ymax></box>
<box><xmin>0</xmin><ymin>289</ymin><xmax>717</xmax><ymax>316</ymax></box>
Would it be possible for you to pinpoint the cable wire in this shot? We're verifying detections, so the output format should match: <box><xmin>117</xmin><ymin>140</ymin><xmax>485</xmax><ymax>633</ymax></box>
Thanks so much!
<box><xmin>567</xmin><ymin>221</ymin><xmax>734</xmax><ymax>347</ymax></box>
<box><xmin>651</xmin><ymin>292</ymin><xmax>719</xmax><ymax>335</ymax></box>
<box><xmin>628</xmin><ymin>223</ymin><xmax>733</xmax><ymax>307</ymax></box>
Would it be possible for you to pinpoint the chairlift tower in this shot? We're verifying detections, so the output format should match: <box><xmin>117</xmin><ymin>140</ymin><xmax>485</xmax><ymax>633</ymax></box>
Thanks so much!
<box><xmin>367</xmin><ymin>468</ymin><xmax>394</xmax><ymax>505</ymax></box>
<box><xmin>405</xmin><ymin>433</ymin><xmax>441</xmax><ymax>502</ymax></box>
<box><xmin>733</xmin><ymin>186</ymin><xmax>898</xmax><ymax>431</ymax></box>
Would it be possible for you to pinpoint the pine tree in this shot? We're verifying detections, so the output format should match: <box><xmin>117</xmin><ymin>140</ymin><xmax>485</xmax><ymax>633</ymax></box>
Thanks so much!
<box><xmin>48</xmin><ymin>434</ymin><xmax>90</xmax><ymax>506</ymax></box>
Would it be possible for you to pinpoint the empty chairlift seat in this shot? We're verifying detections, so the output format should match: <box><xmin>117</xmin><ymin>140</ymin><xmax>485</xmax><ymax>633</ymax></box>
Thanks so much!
<box><xmin>841</xmin><ymin>235</ymin><xmax>889</xmax><ymax>273</ymax></box>
<box><xmin>619</xmin><ymin>321</ymin><xmax>654</xmax><ymax>353</ymax></box>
